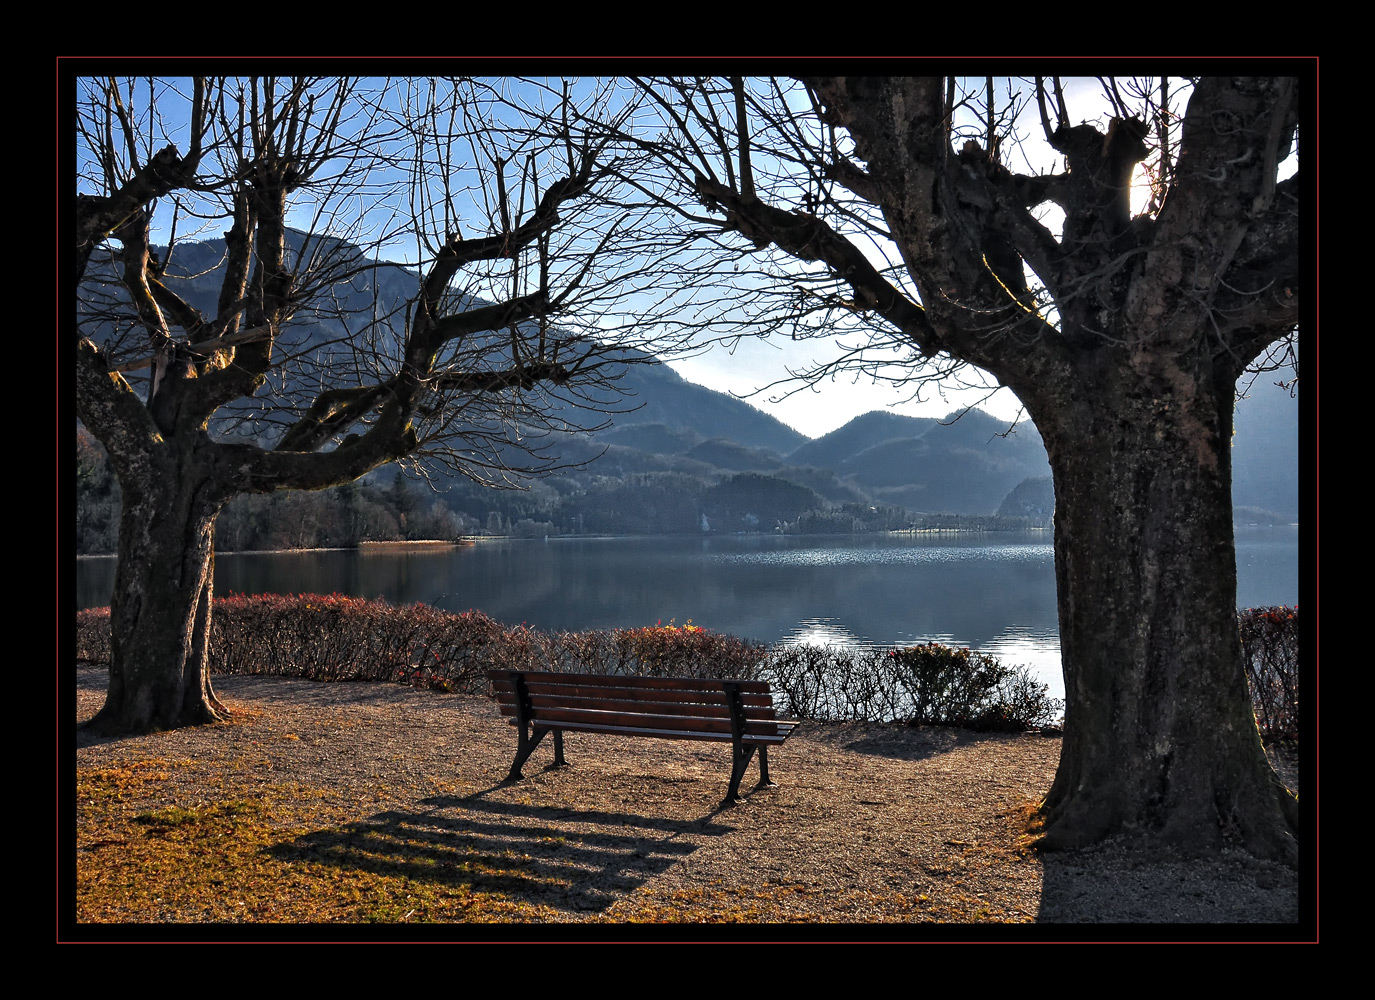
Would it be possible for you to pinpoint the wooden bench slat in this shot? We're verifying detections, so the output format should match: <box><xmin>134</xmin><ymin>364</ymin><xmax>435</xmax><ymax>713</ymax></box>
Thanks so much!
<box><xmin>516</xmin><ymin>682</ymin><xmax>775</xmax><ymax>710</ymax></box>
<box><xmin>521</xmin><ymin>694</ymin><xmax>780</xmax><ymax>721</ymax></box>
<box><xmin>492</xmin><ymin>688</ymin><xmax>778</xmax><ymax>714</ymax></box>
<box><xmin>496</xmin><ymin>670</ymin><xmax>773</xmax><ymax>694</ymax></box>
<box><xmin>527</xmin><ymin>721</ymin><xmax>795</xmax><ymax>745</ymax></box>
<box><xmin>527</xmin><ymin>706</ymin><xmax>734</xmax><ymax>733</ymax></box>
<box><xmin>498</xmin><ymin>704</ymin><xmax>787</xmax><ymax>734</ymax></box>
<box><xmin>492</xmin><ymin>678</ymin><xmax>774</xmax><ymax>708</ymax></box>
<box><xmin>486</xmin><ymin>669</ymin><xmax>798</xmax><ymax>804</ymax></box>
<box><xmin>498</xmin><ymin>706</ymin><xmax>795</xmax><ymax>742</ymax></box>
<box><xmin>494</xmin><ymin>679</ymin><xmax>730</xmax><ymax>702</ymax></box>
<box><xmin>522</xmin><ymin>706</ymin><xmax>790</xmax><ymax>736</ymax></box>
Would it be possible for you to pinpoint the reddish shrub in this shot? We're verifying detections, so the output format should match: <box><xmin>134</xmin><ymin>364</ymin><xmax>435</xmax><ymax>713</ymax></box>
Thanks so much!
<box><xmin>74</xmin><ymin>597</ymin><xmax>763</xmax><ymax>694</ymax></box>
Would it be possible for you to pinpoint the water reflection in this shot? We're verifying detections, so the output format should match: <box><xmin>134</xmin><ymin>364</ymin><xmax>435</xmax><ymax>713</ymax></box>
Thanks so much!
<box><xmin>780</xmin><ymin>617</ymin><xmax>869</xmax><ymax>649</ymax></box>
<box><xmin>716</xmin><ymin>542</ymin><xmax>1056</xmax><ymax>567</ymax></box>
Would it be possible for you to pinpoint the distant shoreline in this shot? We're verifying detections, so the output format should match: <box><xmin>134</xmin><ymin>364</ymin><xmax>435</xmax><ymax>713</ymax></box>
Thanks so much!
<box><xmin>73</xmin><ymin>521</ymin><xmax>1297</xmax><ymax>560</ymax></box>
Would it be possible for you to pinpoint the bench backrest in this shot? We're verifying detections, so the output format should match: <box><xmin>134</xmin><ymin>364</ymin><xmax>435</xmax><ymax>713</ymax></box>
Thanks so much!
<box><xmin>488</xmin><ymin>670</ymin><xmax>789</xmax><ymax>742</ymax></box>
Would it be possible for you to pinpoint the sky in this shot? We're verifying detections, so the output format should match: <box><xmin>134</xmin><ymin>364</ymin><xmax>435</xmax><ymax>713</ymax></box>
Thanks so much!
<box><xmin>664</xmin><ymin>340</ymin><xmax>1023</xmax><ymax>438</ymax></box>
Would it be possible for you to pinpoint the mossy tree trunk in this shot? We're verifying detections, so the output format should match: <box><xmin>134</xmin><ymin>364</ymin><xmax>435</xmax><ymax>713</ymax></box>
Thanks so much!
<box><xmin>1023</xmin><ymin>341</ymin><xmax>1298</xmax><ymax>859</ymax></box>
<box><xmin>91</xmin><ymin>438</ymin><xmax>228</xmax><ymax>731</ymax></box>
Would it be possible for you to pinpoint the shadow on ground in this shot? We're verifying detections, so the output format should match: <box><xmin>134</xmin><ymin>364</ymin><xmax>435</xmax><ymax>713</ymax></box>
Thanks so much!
<box><xmin>1035</xmin><ymin>847</ymin><xmax>1300</xmax><ymax>923</ymax></box>
<box><xmin>801</xmin><ymin>719</ymin><xmax>1053</xmax><ymax>763</ymax></box>
<box><xmin>268</xmin><ymin>789</ymin><xmax>735</xmax><ymax>915</ymax></box>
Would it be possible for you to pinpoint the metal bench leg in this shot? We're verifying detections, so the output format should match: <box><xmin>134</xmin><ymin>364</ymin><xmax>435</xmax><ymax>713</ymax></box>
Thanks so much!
<box><xmin>724</xmin><ymin>744</ymin><xmax>757</xmax><ymax>805</ymax></box>
<box><xmin>552</xmin><ymin>729</ymin><xmax>567</xmax><ymax>768</ymax></box>
<box><xmin>756</xmin><ymin>746</ymin><xmax>776</xmax><ymax>788</ymax></box>
<box><xmin>504</xmin><ymin>671</ymin><xmax>549</xmax><ymax>781</ymax></box>
<box><xmin>508</xmin><ymin>725</ymin><xmax>549</xmax><ymax>781</ymax></box>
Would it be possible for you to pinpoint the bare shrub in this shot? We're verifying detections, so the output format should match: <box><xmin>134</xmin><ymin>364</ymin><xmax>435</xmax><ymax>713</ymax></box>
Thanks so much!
<box><xmin>1239</xmin><ymin>606</ymin><xmax>1300</xmax><ymax>743</ymax></box>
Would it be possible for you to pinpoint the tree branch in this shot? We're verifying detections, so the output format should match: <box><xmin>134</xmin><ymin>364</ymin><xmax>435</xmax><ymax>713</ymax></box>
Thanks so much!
<box><xmin>104</xmin><ymin>324</ymin><xmax>274</xmax><ymax>373</ymax></box>
<box><xmin>75</xmin><ymin>144</ymin><xmax>203</xmax><ymax>288</ymax></box>
<box><xmin>428</xmin><ymin>292</ymin><xmax>553</xmax><ymax>346</ymax></box>
<box><xmin>275</xmin><ymin>383</ymin><xmax>395</xmax><ymax>453</ymax></box>
<box><xmin>824</xmin><ymin>158</ymin><xmax>883</xmax><ymax>203</ymax></box>
<box><xmin>75</xmin><ymin>337</ymin><xmax>159</xmax><ymax>461</ymax></box>
<box><xmin>692</xmin><ymin>173</ymin><xmax>938</xmax><ymax>349</ymax></box>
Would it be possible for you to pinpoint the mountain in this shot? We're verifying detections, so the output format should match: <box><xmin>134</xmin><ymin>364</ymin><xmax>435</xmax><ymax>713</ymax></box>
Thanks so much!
<box><xmin>793</xmin><ymin>388</ymin><xmax>1299</xmax><ymax>522</ymax></box>
<box><xmin>684</xmin><ymin>439</ymin><xmax>787</xmax><ymax>473</ymax></box>
<box><xmin>599</xmin><ymin>361</ymin><xmax>807</xmax><ymax>456</ymax></box>
<box><xmin>596</xmin><ymin>423</ymin><xmax>702</xmax><ymax>455</ymax></box>
<box><xmin>788</xmin><ymin>407</ymin><xmax>1051</xmax><ymax>515</ymax></box>
<box><xmin>997</xmin><ymin>476</ymin><xmax>1055</xmax><ymax>527</ymax></box>
<box><xmin>787</xmin><ymin>410</ymin><xmax>937</xmax><ymax>468</ymax></box>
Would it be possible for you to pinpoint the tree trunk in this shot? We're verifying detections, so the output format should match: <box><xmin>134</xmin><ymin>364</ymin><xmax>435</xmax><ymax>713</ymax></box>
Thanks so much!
<box><xmin>1025</xmin><ymin>348</ymin><xmax>1298</xmax><ymax>863</ymax></box>
<box><xmin>85</xmin><ymin>447</ymin><xmax>228</xmax><ymax>733</ymax></box>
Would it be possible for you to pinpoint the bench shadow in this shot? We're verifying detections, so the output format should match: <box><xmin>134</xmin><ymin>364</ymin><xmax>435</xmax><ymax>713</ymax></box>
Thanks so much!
<box><xmin>267</xmin><ymin>789</ymin><xmax>735</xmax><ymax>916</ymax></box>
<box><xmin>803</xmin><ymin>722</ymin><xmax>1043</xmax><ymax>762</ymax></box>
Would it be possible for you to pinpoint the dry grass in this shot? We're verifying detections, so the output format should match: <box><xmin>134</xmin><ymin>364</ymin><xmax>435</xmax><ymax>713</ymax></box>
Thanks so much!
<box><xmin>70</xmin><ymin>665</ymin><xmax>1303</xmax><ymax>934</ymax></box>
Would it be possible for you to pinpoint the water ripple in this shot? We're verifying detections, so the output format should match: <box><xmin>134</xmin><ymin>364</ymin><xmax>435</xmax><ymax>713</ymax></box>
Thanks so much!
<box><xmin>711</xmin><ymin>544</ymin><xmax>1055</xmax><ymax>568</ymax></box>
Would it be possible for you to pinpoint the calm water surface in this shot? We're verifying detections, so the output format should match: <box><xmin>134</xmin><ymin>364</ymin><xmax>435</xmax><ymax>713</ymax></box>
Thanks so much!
<box><xmin>75</xmin><ymin>526</ymin><xmax>1299</xmax><ymax>705</ymax></box>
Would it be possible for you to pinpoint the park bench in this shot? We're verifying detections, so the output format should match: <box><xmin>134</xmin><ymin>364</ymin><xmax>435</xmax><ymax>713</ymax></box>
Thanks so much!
<box><xmin>487</xmin><ymin>670</ymin><xmax>799</xmax><ymax>805</ymax></box>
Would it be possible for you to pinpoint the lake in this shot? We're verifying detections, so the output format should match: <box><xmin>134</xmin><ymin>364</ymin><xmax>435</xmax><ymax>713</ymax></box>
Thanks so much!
<box><xmin>74</xmin><ymin>526</ymin><xmax>1299</xmax><ymax>706</ymax></box>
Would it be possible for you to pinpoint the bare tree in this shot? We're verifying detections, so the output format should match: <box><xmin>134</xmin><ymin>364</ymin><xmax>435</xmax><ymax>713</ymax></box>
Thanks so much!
<box><xmin>590</xmin><ymin>75</ymin><xmax>1301</xmax><ymax>861</ymax></box>
<box><xmin>74</xmin><ymin>76</ymin><xmax>664</xmax><ymax>733</ymax></box>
